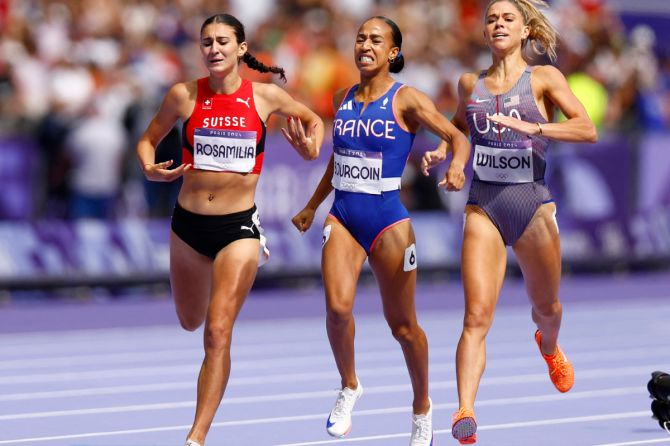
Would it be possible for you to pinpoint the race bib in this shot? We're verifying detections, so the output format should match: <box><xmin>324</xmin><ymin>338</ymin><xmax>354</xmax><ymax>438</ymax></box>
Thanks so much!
<box><xmin>193</xmin><ymin>128</ymin><xmax>257</xmax><ymax>173</ymax></box>
<box><xmin>404</xmin><ymin>243</ymin><xmax>417</xmax><ymax>272</ymax></box>
<box><xmin>473</xmin><ymin>139</ymin><xmax>533</xmax><ymax>183</ymax></box>
<box><xmin>331</xmin><ymin>146</ymin><xmax>383</xmax><ymax>194</ymax></box>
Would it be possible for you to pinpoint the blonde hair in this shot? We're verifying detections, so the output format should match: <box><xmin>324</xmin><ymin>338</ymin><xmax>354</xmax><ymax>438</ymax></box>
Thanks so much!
<box><xmin>486</xmin><ymin>0</ymin><xmax>558</xmax><ymax>62</ymax></box>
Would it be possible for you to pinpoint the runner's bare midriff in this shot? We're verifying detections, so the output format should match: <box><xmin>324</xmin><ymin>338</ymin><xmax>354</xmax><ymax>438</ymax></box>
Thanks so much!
<box><xmin>178</xmin><ymin>169</ymin><xmax>258</xmax><ymax>215</ymax></box>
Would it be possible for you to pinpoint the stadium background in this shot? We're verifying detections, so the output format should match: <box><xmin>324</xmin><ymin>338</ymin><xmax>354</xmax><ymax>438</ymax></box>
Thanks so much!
<box><xmin>0</xmin><ymin>0</ymin><xmax>669</xmax><ymax>294</ymax></box>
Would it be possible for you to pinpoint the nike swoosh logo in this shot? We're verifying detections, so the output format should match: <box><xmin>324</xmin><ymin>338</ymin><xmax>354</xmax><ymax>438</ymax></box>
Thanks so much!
<box><xmin>475</xmin><ymin>98</ymin><xmax>491</xmax><ymax>103</ymax></box>
<box><xmin>326</xmin><ymin>417</ymin><xmax>335</xmax><ymax>428</ymax></box>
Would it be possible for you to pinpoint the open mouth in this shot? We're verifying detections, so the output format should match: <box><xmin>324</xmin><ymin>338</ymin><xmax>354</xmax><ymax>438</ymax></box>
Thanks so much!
<box><xmin>357</xmin><ymin>55</ymin><xmax>374</xmax><ymax>64</ymax></box>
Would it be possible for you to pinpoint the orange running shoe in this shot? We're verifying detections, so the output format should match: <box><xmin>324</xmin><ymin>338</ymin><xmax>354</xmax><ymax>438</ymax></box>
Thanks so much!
<box><xmin>535</xmin><ymin>330</ymin><xmax>574</xmax><ymax>393</ymax></box>
<box><xmin>452</xmin><ymin>407</ymin><xmax>477</xmax><ymax>444</ymax></box>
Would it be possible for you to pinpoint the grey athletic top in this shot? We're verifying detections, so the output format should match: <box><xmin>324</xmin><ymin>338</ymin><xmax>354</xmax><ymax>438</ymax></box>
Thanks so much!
<box><xmin>465</xmin><ymin>66</ymin><xmax>554</xmax><ymax>245</ymax></box>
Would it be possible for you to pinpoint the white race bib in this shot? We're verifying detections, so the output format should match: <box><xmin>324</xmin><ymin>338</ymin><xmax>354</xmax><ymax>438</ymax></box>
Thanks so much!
<box><xmin>331</xmin><ymin>146</ymin><xmax>383</xmax><ymax>194</ymax></box>
<box><xmin>473</xmin><ymin>140</ymin><xmax>533</xmax><ymax>183</ymax></box>
<box><xmin>404</xmin><ymin>243</ymin><xmax>417</xmax><ymax>272</ymax></box>
<box><xmin>193</xmin><ymin>128</ymin><xmax>257</xmax><ymax>173</ymax></box>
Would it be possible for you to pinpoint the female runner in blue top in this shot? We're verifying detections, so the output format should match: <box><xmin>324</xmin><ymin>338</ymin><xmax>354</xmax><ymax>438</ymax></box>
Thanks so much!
<box><xmin>421</xmin><ymin>1</ymin><xmax>597</xmax><ymax>443</ymax></box>
<box><xmin>292</xmin><ymin>16</ymin><xmax>470</xmax><ymax>446</ymax></box>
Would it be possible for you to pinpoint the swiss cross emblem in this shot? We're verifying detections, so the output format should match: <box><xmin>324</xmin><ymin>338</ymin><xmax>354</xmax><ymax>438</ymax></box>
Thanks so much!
<box><xmin>203</xmin><ymin>98</ymin><xmax>212</xmax><ymax>109</ymax></box>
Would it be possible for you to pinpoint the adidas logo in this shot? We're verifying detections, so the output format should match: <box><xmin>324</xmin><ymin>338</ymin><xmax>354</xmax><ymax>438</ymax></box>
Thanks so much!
<box><xmin>339</xmin><ymin>100</ymin><xmax>353</xmax><ymax>111</ymax></box>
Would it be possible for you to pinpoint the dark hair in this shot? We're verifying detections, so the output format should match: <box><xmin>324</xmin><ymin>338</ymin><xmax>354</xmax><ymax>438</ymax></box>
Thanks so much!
<box><xmin>201</xmin><ymin>14</ymin><xmax>287</xmax><ymax>82</ymax></box>
<box><xmin>371</xmin><ymin>16</ymin><xmax>404</xmax><ymax>73</ymax></box>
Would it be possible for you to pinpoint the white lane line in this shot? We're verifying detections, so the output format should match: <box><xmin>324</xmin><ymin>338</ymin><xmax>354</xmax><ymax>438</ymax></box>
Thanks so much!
<box><xmin>0</xmin><ymin>349</ymin><xmax>200</xmax><ymax>371</ymax></box>
<box><xmin>0</xmin><ymin>347</ymin><xmax>452</xmax><ymax>383</ymax></box>
<box><xmin>0</xmin><ymin>360</ymin><xmax>534</xmax><ymax>401</ymax></box>
<box><xmin>0</xmin><ymin>353</ymin><xmax>666</xmax><ymax>405</ymax></box>
<box><xmin>276</xmin><ymin>411</ymin><xmax>652</xmax><ymax>445</ymax></box>
<box><xmin>0</xmin><ymin>364</ymin><xmax>196</xmax><ymax>385</ymax></box>
<box><xmin>1</xmin><ymin>359</ymin><xmax>665</xmax><ymax>402</ymax></box>
<box><xmin>0</xmin><ymin>393</ymin><xmax>650</xmax><ymax>444</ymax></box>
<box><xmin>0</xmin><ymin>325</ymin><xmax>321</xmax><ymax>356</ymax></box>
<box><xmin>0</xmin><ymin>324</ymin><xmax>667</xmax><ymax>373</ymax></box>
<box><xmin>0</xmin><ymin>339</ymin><xmax>665</xmax><ymax>371</ymax></box>
<box><xmin>1</xmin><ymin>344</ymin><xmax>667</xmax><ymax>387</ymax></box>
<box><xmin>1</xmin><ymin>303</ymin><xmax>668</xmax><ymax>356</ymax></box>
<box><xmin>0</xmin><ymin>381</ymin><xmax>193</xmax><ymax>402</ymax></box>
<box><xmin>0</xmin><ymin>373</ymin><xmax>648</xmax><ymax>421</ymax></box>
<box><xmin>593</xmin><ymin>438</ymin><xmax>670</xmax><ymax>446</ymax></box>
<box><xmin>0</xmin><ymin>346</ymin><xmax>420</xmax><ymax>373</ymax></box>
<box><xmin>0</xmin><ymin>424</ymin><xmax>193</xmax><ymax>444</ymax></box>
<box><xmin>0</xmin><ymin>337</ymin><xmax>349</xmax><ymax>368</ymax></box>
<box><xmin>0</xmin><ymin>360</ymin><xmax>463</xmax><ymax>402</ymax></box>
<box><xmin>0</xmin><ymin>401</ymin><xmax>196</xmax><ymax>421</ymax></box>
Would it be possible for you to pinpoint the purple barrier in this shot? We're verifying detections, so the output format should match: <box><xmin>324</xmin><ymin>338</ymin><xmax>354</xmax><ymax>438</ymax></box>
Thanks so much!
<box><xmin>0</xmin><ymin>136</ymin><xmax>37</xmax><ymax>220</ymax></box>
<box><xmin>0</xmin><ymin>219</ymin><xmax>169</xmax><ymax>281</ymax></box>
<box><xmin>0</xmin><ymin>132</ymin><xmax>668</xmax><ymax>285</ymax></box>
<box><xmin>547</xmin><ymin>133</ymin><xmax>670</xmax><ymax>261</ymax></box>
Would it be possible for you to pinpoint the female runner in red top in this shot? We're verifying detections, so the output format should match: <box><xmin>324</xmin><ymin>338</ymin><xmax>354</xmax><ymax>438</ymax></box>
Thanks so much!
<box><xmin>136</xmin><ymin>13</ymin><xmax>324</xmax><ymax>446</ymax></box>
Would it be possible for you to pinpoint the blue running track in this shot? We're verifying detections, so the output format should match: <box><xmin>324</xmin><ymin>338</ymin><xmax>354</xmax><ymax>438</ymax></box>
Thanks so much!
<box><xmin>0</xmin><ymin>273</ymin><xmax>669</xmax><ymax>445</ymax></box>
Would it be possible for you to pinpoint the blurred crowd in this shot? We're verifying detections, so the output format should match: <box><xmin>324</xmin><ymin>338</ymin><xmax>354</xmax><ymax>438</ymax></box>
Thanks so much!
<box><xmin>0</xmin><ymin>0</ymin><xmax>668</xmax><ymax>220</ymax></box>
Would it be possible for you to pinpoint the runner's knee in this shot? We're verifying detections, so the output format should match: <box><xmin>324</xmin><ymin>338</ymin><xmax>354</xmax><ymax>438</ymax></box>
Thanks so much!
<box><xmin>204</xmin><ymin>320</ymin><xmax>234</xmax><ymax>353</ymax></box>
<box><xmin>463</xmin><ymin>307</ymin><xmax>495</xmax><ymax>332</ymax></box>
<box><xmin>389</xmin><ymin>321</ymin><xmax>418</xmax><ymax>344</ymax></box>
<box><xmin>532</xmin><ymin>299</ymin><xmax>561</xmax><ymax>319</ymax></box>
<box><xmin>326</xmin><ymin>297</ymin><xmax>354</xmax><ymax>325</ymax></box>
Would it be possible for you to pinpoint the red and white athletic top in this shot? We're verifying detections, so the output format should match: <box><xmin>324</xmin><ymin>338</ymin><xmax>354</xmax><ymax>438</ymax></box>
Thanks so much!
<box><xmin>182</xmin><ymin>78</ymin><xmax>266</xmax><ymax>174</ymax></box>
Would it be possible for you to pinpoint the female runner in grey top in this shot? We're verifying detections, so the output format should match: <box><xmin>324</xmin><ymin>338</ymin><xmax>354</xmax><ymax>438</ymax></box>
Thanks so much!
<box><xmin>421</xmin><ymin>0</ymin><xmax>597</xmax><ymax>443</ymax></box>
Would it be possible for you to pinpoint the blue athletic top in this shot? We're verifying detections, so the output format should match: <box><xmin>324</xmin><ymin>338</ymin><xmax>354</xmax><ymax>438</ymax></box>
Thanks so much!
<box><xmin>332</xmin><ymin>82</ymin><xmax>415</xmax><ymax>180</ymax></box>
<box><xmin>327</xmin><ymin>82</ymin><xmax>415</xmax><ymax>254</ymax></box>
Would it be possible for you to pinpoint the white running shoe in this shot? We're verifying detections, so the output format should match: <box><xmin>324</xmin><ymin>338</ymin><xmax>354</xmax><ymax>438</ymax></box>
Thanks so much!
<box><xmin>326</xmin><ymin>379</ymin><xmax>363</xmax><ymax>437</ymax></box>
<box><xmin>185</xmin><ymin>440</ymin><xmax>202</xmax><ymax>446</ymax></box>
<box><xmin>410</xmin><ymin>397</ymin><xmax>434</xmax><ymax>446</ymax></box>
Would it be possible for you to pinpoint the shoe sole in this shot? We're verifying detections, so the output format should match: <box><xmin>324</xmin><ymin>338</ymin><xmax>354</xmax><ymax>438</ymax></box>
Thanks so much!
<box><xmin>452</xmin><ymin>417</ymin><xmax>477</xmax><ymax>443</ymax></box>
<box><xmin>327</xmin><ymin>425</ymin><xmax>351</xmax><ymax>438</ymax></box>
<box><xmin>410</xmin><ymin>433</ymin><xmax>434</xmax><ymax>446</ymax></box>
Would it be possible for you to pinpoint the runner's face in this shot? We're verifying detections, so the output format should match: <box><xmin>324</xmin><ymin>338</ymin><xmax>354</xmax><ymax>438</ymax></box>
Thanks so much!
<box><xmin>484</xmin><ymin>1</ymin><xmax>529</xmax><ymax>55</ymax></box>
<box><xmin>354</xmin><ymin>19</ymin><xmax>398</xmax><ymax>75</ymax></box>
<box><xmin>200</xmin><ymin>23</ymin><xmax>247</xmax><ymax>74</ymax></box>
